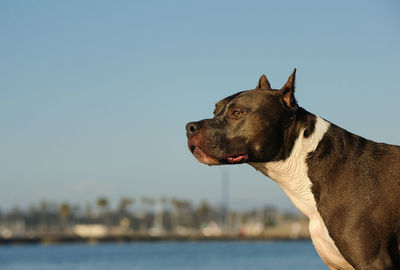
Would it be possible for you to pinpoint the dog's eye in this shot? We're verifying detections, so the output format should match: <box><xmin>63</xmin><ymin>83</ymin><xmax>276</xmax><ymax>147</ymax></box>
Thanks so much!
<box><xmin>232</xmin><ymin>110</ymin><xmax>242</xmax><ymax>117</ymax></box>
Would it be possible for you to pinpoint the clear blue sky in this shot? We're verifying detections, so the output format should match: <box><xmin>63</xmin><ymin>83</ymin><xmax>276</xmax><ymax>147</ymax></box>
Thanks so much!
<box><xmin>1</xmin><ymin>1</ymin><xmax>399</xmax><ymax>211</ymax></box>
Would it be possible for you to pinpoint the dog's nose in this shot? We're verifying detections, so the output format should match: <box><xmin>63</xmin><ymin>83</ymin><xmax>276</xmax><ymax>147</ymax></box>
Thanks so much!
<box><xmin>186</xmin><ymin>122</ymin><xmax>199</xmax><ymax>137</ymax></box>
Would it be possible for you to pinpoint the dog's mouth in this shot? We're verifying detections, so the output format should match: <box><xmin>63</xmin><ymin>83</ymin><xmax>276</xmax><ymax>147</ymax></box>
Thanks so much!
<box><xmin>225</xmin><ymin>154</ymin><xmax>248</xmax><ymax>163</ymax></box>
<box><xmin>189</xmin><ymin>144</ymin><xmax>248</xmax><ymax>165</ymax></box>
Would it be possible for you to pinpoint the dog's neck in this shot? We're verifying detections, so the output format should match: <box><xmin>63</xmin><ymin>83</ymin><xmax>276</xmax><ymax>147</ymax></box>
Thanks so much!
<box><xmin>249</xmin><ymin>116</ymin><xmax>330</xmax><ymax>217</ymax></box>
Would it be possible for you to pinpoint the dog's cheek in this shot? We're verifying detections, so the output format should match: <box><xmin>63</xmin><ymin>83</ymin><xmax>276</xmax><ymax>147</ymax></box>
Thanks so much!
<box><xmin>210</xmin><ymin>130</ymin><xmax>247</xmax><ymax>158</ymax></box>
<box><xmin>248</xmin><ymin>128</ymin><xmax>284</xmax><ymax>162</ymax></box>
<box><xmin>226</xmin><ymin>135</ymin><xmax>248</xmax><ymax>154</ymax></box>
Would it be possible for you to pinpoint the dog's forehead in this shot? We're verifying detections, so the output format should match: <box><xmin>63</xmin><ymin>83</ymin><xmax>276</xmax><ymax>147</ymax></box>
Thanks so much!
<box><xmin>215</xmin><ymin>89</ymin><xmax>276</xmax><ymax>109</ymax></box>
<box><xmin>215</xmin><ymin>91</ymin><xmax>245</xmax><ymax>108</ymax></box>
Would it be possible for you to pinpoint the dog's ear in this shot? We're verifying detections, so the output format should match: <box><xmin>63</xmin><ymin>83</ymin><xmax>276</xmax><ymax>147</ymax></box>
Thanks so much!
<box><xmin>256</xmin><ymin>74</ymin><xmax>271</xmax><ymax>90</ymax></box>
<box><xmin>280</xmin><ymin>68</ymin><xmax>298</xmax><ymax>110</ymax></box>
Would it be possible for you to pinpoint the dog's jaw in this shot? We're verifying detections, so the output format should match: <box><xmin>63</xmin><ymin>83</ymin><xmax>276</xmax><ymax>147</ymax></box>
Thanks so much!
<box><xmin>189</xmin><ymin>144</ymin><xmax>248</xmax><ymax>165</ymax></box>
<box><xmin>190</xmin><ymin>145</ymin><xmax>221</xmax><ymax>165</ymax></box>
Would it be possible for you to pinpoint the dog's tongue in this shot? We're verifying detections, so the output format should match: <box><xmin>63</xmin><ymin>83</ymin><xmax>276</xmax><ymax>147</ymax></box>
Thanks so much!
<box><xmin>227</xmin><ymin>155</ymin><xmax>247</xmax><ymax>163</ymax></box>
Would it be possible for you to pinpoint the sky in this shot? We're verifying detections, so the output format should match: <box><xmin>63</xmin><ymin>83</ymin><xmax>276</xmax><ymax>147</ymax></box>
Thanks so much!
<box><xmin>0</xmin><ymin>1</ymin><xmax>399</xmax><ymax>211</ymax></box>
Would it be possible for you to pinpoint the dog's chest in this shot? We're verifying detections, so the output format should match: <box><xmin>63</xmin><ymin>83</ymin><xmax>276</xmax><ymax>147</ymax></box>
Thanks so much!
<box><xmin>250</xmin><ymin>117</ymin><xmax>353</xmax><ymax>270</ymax></box>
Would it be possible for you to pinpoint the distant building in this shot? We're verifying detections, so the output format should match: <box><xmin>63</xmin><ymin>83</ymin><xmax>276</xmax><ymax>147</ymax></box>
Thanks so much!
<box><xmin>73</xmin><ymin>224</ymin><xmax>107</xmax><ymax>238</ymax></box>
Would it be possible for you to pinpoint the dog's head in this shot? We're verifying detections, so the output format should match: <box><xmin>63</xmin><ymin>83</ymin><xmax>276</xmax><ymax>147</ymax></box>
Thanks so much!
<box><xmin>186</xmin><ymin>69</ymin><xmax>299</xmax><ymax>165</ymax></box>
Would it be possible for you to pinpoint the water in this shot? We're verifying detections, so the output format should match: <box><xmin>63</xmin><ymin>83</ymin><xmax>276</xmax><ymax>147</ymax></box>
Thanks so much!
<box><xmin>0</xmin><ymin>241</ymin><xmax>327</xmax><ymax>270</ymax></box>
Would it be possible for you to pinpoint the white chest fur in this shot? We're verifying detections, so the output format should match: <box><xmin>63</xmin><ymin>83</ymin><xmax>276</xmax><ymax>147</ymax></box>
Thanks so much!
<box><xmin>250</xmin><ymin>117</ymin><xmax>354</xmax><ymax>270</ymax></box>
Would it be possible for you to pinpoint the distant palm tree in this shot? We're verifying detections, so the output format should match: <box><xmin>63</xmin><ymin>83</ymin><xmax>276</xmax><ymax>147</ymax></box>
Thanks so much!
<box><xmin>96</xmin><ymin>197</ymin><xmax>109</xmax><ymax>226</ymax></box>
<box><xmin>39</xmin><ymin>201</ymin><xmax>48</xmax><ymax>232</ymax></box>
<box><xmin>59</xmin><ymin>203</ymin><xmax>71</xmax><ymax>232</ymax></box>
<box><xmin>141</xmin><ymin>196</ymin><xmax>156</xmax><ymax>230</ymax></box>
<box><xmin>195</xmin><ymin>200</ymin><xmax>212</xmax><ymax>226</ymax></box>
<box><xmin>96</xmin><ymin>197</ymin><xmax>109</xmax><ymax>216</ymax></box>
<box><xmin>171</xmin><ymin>198</ymin><xmax>180</xmax><ymax>230</ymax></box>
<box><xmin>118</xmin><ymin>197</ymin><xmax>134</xmax><ymax>216</ymax></box>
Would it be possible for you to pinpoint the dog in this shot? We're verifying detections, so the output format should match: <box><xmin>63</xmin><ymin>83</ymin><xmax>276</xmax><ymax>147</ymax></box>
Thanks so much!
<box><xmin>186</xmin><ymin>69</ymin><xmax>400</xmax><ymax>269</ymax></box>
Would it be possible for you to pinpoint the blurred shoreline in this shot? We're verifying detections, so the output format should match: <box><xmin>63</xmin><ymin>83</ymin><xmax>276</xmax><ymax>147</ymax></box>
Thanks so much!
<box><xmin>0</xmin><ymin>197</ymin><xmax>310</xmax><ymax>245</ymax></box>
<box><xmin>0</xmin><ymin>233</ymin><xmax>310</xmax><ymax>245</ymax></box>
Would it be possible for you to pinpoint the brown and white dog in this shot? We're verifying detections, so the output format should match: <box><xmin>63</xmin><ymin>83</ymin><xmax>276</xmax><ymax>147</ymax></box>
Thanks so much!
<box><xmin>186</xmin><ymin>69</ymin><xmax>400</xmax><ymax>269</ymax></box>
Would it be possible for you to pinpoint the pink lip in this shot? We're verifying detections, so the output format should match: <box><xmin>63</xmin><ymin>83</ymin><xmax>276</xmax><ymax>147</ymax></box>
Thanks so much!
<box><xmin>227</xmin><ymin>154</ymin><xmax>248</xmax><ymax>163</ymax></box>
